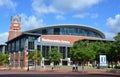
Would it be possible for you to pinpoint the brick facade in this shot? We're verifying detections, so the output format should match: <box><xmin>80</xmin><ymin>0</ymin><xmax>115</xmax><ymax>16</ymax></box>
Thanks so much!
<box><xmin>41</xmin><ymin>35</ymin><xmax>99</xmax><ymax>45</ymax></box>
<box><xmin>10</xmin><ymin>51</ymin><xmax>28</xmax><ymax>70</ymax></box>
<box><xmin>8</xmin><ymin>16</ymin><xmax>22</xmax><ymax>41</ymax></box>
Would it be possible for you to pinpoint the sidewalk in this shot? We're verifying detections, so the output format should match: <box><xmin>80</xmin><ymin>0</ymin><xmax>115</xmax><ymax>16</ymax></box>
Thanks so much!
<box><xmin>1</xmin><ymin>66</ymin><xmax>120</xmax><ymax>76</ymax></box>
<box><xmin>4</xmin><ymin>68</ymin><xmax>119</xmax><ymax>76</ymax></box>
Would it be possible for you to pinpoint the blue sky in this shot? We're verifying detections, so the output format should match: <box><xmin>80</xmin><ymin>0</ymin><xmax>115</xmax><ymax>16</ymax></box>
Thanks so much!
<box><xmin>0</xmin><ymin>0</ymin><xmax>120</xmax><ymax>43</ymax></box>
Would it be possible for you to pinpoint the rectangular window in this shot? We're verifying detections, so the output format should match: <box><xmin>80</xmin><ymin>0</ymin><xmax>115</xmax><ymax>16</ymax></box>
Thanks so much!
<box><xmin>54</xmin><ymin>28</ymin><xmax>60</xmax><ymax>35</ymax></box>
<box><xmin>28</xmin><ymin>36</ymin><xmax>35</xmax><ymax>50</ymax></box>
<box><xmin>42</xmin><ymin>29</ymin><xmax>47</xmax><ymax>34</ymax></box>
<box><xmin>60</xmin><ymin>47</ymin><xmax>66</xmax><ymax>59</ymax></box>
<box><xmin>51</xmin><ymin>46</ymin><xmax>58</xmax><ymax>50</ymax></box>
<box><xmin>28</xmin><ymin>42</ymin><xmax>34</xmax><ymax>49</ymax></box>
<box><xmin>42</xmin><ymin>46</ymin><xmax>49</xmax><ymax>58</ymax></box>
<box><xmin>67</xmin><ymin>47</ymin><xmax>70</xmax><ymax>57</ymax></box>
<box><xmin>37</xmin><ymin>45</ymin><xmax>41</xmax><ymax>51</ymax></box>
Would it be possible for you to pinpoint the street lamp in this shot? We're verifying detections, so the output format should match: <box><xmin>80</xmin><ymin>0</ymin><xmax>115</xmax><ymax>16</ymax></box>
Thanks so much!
<box><xmin>8</xmin><ymin>56</ymin><xmax>11</xmax><ymax>70</ymax></box>
<box><xmin>26</xmin><ymin>50</ymin><xmax>29</xmax><ymax>71</ymax></box>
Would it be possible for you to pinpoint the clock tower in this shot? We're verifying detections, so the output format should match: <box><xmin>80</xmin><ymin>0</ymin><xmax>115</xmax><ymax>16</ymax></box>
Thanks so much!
<box><xmin>8</xmin><ymin>15</ymin><xmax>22</xmax><ymax>41</ymax></box>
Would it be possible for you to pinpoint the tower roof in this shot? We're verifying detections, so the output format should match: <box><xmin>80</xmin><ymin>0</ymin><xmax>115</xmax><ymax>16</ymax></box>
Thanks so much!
<box><xmin>8</xmin><ymin>15</ymin><xmax>22</xmax><ymax>41</ymax></box>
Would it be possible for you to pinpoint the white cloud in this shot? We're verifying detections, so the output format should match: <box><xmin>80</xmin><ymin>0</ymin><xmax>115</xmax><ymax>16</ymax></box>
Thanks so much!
<box><xmin>20</xmin><ymin>14</ymin><xmax>45</xmax><ymax>31</ymax></box>
<box><xmin>56</xmin><ymin>15</ymin><xmax>66</xmax><ymax>20</ymax></box>
<box><xmin>106</xmin><ymin>14</ymin><xmax>120</xmax><ymax>34</ymax></box>
<box><xmin>73</xmin><ymin>13</ymin><xmax>90</xmax><ymax>18</ymax></box>
<box><xmin>0</xmin><ymin>0</ymin><xmax>16</xmax><ymax>11</ymax></box>
<box><xmin>32</xmin><ymin>0</ymin><xmax>56</xmax><ymax>16</ymax></box>
<box><xmin>32</xmin><ymin>0</ymin><xmax>101</xmax><ymax>15</ymax></box>
<box><xmin>91</xmin><ymin>13</ymin><xmax>99</xmax><ymax>19</ymax></box>
<box><xmin>104</xmin><ymin>32</ymin><xmax>116</xmax><ymax>40</ymax></box>
<box><xmin>0</xmin><ymin>32</ymin><xmax>8</xmax><ymax>44</ymax></box>
<box><xmin>52</xmin><ymin>0</ymin><xmax>101</xmax><ymax>13</ymax></box>
<box><xmin>73</xmin><ymin>13</ymin><xmax>99</xmax><ymax>19</ymax></box>
<box><xmin>105</xmin><ymin>14</ymin><xmax>120</xmax><ymax>40</ymax></box>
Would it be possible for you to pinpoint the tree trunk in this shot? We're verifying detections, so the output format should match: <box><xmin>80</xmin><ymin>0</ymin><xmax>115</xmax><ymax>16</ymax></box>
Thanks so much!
<box><xmin>34</xmin><ymin>60</ymin><xmax>37</xmax><ymax>70</ymax></box>
<box><xmin>82</xmin><ymin>61</ymin><xmax>85</xmax><ymax>73</ymax></box>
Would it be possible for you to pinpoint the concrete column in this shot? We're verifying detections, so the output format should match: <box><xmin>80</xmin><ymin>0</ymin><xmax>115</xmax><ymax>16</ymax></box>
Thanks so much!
<box><xmin>9</xmin><ymin>53</ymin><xmax>12</xmax><ymax>70</ymax></box>
<box><xmin>41</xmin><ymin>45</ymin><xmax>42</xmax><ymax>56</ymax></box>
<box><xmin>67</xmin><ymin>58</ymin><xmax>71</xmax><ymax>66</ymax></box>
<box><xmin>49</xmin><ymin>45</ymin><xmax>51</xmax><ymax>51</ymax></box>
<box><xmin>2</xmin><ymin>46</ymin><xmax>5</xmax><ymax>54</ymax></box>
<box><xmin>117</xmin><ymin>60</ymin><xmax>120</xmax><ymax>64</ymax></box>
<box><xmin>41</xmin><ymin>58</ymin><xmax>45</xmax><ymax>69</ymax></box>
<box><xmin>41</xmin><ymin>58</ymin><xmax>44</xmax><ymax>66</ymax></box>
<box><xmin>65</xmin><ymin>47</ymin><xmax>68</xmax><ymax>58</ymax></box>
<box><xmin>34</xmin><ymin>40</ymin><xmax>37</xmax><ymax>50</ymax></box>
<box><xmin>12</xmin><ymin>52</ymin><xmax>16</xmax><ymax>69</ymax></box>
<box><xmin>50</xmin><ymin>62</ymin><xmax>54</xmax><ymax>66</ymax></box>
<box><xmin>87</xmin><ymin>61</ymin><xmax>90</xmax><ymax>66</ymax></box>
<box><xmin>18</xmin><ymin>51</ymin><xmax>21</xmax><ymax>69</ymax></box>
<box><xmin>25</xmin><ymin>38</ymin><xmax>28</xmax><ymax>50</ymax></box>
<box><xmin>23</xmin><ymin>50</ymin><xmax>28</xmax><ymax>70</ymax></box>
<box><xmin>58</xmin><ymin>46</ymin><xmax>60</xmax><ymax>52</ymax></box>
<box><xmin>59</xmin><ymin>59</ymin><xmax>62</xmax><ymax>66</ymax></box>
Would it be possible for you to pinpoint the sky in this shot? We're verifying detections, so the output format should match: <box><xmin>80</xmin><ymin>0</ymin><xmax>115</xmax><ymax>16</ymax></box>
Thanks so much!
<box><xmin>0</xmin><ymin>0</ymin><xmax>120</xmax><ymax>44</ymax></box>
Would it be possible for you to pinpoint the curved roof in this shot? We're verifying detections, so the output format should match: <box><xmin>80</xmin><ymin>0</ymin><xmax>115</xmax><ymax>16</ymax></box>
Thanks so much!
<box><xmin>25</xmin><ymin>24</ymin><xmax>105</xmax><ymax>39</ymax></box>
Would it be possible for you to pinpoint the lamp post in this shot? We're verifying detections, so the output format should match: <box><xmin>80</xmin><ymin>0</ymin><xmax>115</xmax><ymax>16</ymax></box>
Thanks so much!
<box><xmin>8</xmin><ymin>56</ymin><xmax>11</xmax><ymax>70</ymax></box>
<box><xmin>27</xmin><ymin>61</ymin><xmax>29</xmax><ymax>71</ymax></box>
<box><xmin>26</xmin><ymin>51</ymin><xmax>29</xmax><ymax>71</ymax></box>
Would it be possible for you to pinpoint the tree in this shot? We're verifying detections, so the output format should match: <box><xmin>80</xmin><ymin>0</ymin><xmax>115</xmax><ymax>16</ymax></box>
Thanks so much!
<box><xmin>70</xmin><ymin>40</ymin><xmax>97</xmax><ymax>72</ymax></box>
<box><xmin>70</xmin><ymin>41</ymin><xmax>96</xmax><ymax>65</ymax></box>
<box><xmin>28</xmin><ymin>49</ymin><xmax>42</xmax><ymax>70</ymax></box>
<box><xmin>110</xmin><ymin>33</ymin><xmax>120</xmax><ymax>67</ymax></box>
<box><xmin>93</xmin><ymin>42</ymin><xmax>109</xmax><ymax>61</ymax></box>
<box><xmin>0</xmin><ymin>52</ymin><xmax>9</xmax><ymax>66</ymax></box>
<box><xmin>49</xmin><ymin>48</ymin><xmax>62</xmax><ymax>66</ymax></box>
<box><xmin>114</xmin><ymin>33</ymin><xmax>120</xmax><ymax>58</ymax></box>
<box><xmin>91</xmin><ymin>41</ymin><xmax>113</xmax><ymax>68</ymax></box>
<box><xmin>103</xmin><ymin>42</ymin><xmax>114</xmax><ymax>67</ymax></box>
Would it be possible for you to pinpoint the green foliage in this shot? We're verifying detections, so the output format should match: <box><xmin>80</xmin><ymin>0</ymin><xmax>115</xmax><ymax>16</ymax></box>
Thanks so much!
<box><xmin>110</xmin><ymin>33</ymin><xmax>120</xmax><ymax>62</ymax></box>
<box><xmin>104</xmin><ymin>42</ymin><xmax>114</xmax><ymax>62</ymax></box>
<box><xmin>28</xmin><ymin>49</ymin><xmax>42</xmax><ymax>62</ymax></box>
<box><xmin>49</xmin><ymin>48</ymin><xmax>62</xmax><ymax>64</ymax></box>
<box><xmin>0</xmin><ymin>52</ymin><xmax>9</xmax><ymax>65</ymax></box>
<box><xmin>114</xmin><ymin>33</ymin><xmax>120</xmax><ymax>41</ymax></box>
<box><xmin>70</xmin><ymin>41</ymin><xmax>96</xmax><ymax>62</ymax></box>
<box><xmin>114</xmin><ymin>33</ymin><xmax>120</xmax><ymax>53</ymax></box>
<box><xmin>92</xmin><ymin>41</ymin><xmax>111</xmax><ymax>61</ymax></box>
<box><xmin>70</xmin><ymin>40</ymin><xmax>114</xmax><ymax>63</ymax></box>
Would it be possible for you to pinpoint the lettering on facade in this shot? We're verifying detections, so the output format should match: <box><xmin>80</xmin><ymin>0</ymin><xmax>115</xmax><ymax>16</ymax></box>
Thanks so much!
<box><xmin>38</xmin><ymin>38</ymin><xmax>70</xmax><ymax>44</ymax></box>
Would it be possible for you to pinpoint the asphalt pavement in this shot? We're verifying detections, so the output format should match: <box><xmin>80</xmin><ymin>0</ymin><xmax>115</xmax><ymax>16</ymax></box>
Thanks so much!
<box><xmin>0</xmin><ymin>70</ymin><xmax>120</xmax><ymax>77</ymax></box>
<box><xmin>0</xmin><ymin>73</ymin><xmax>119</xmax><ymax>77</ymax></box>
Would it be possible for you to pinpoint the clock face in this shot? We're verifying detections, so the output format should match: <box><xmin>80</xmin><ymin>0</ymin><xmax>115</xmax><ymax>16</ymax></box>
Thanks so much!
<box><xmin>13</xmin><ymin>23</ymin><xmax>19</xmax><ymax>26</ymax></box>
<box><xmin>11</xmin><ymin>15</ymin><xmax>21</xmax><ymax>23</ymax></box>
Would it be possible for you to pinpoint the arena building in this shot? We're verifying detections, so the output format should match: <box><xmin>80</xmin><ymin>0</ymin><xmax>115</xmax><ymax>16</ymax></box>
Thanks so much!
<box><xmin>1</xmin><ymin>15</ymin><xmax>106</xmax><ymax>69</ymax></box>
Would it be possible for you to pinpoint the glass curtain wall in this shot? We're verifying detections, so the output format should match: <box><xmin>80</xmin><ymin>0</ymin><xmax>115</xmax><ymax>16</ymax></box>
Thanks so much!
<box><xmin>42</xmin><ymin>46</ymin><xmax>49</xmax><ymax>58</ymax></box>
<box><xmin>60</xmin><ymin>46</ymin><xmax>66</xmax><ymax>59</ymax></box>
<box><xmin>28</xmin><ymin>36</ymin><xmax>35</xmax><ymax>50</ymax></box>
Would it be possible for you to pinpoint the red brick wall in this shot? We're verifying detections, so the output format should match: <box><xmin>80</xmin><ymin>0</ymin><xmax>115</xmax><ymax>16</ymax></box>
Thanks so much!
<box><xmin>10</xmin><ymin>51</ymin><xmax>28</xmax><ymax>70</ymax></box>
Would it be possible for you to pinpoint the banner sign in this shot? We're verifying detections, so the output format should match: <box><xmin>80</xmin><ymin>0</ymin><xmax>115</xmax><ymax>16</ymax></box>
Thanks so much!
<box><xmin>100</xmin><ymin>55</ymin><xmax>107</xmax><ymax>66</ymax></box>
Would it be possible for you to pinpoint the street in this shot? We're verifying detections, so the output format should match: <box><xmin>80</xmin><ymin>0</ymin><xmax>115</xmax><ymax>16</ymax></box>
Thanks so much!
<box><xmin>0</xmin><ymin>73</ymin><xmax>119</xmax><ymax>77</ymax></box>
<box><xmin>0</xmin><ymin>70</ymin><xmax>119</xmax><ymax>77</ymax></box>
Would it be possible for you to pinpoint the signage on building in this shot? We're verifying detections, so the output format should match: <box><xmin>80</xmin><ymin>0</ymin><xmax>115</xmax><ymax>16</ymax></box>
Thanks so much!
<box><xmin>99</xmin><ymin>55</ymin><xmax>107</xmax><ymax>66</ymax></box>
<box><xmin>38</xmin><ymin>37</ymin><xmax>41</xmax><ymax>42</ymax></box>
<box><xmin>38</xmin><ymin>37</ymin><xmax>70</xmax><ymax>44</ymax></box>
